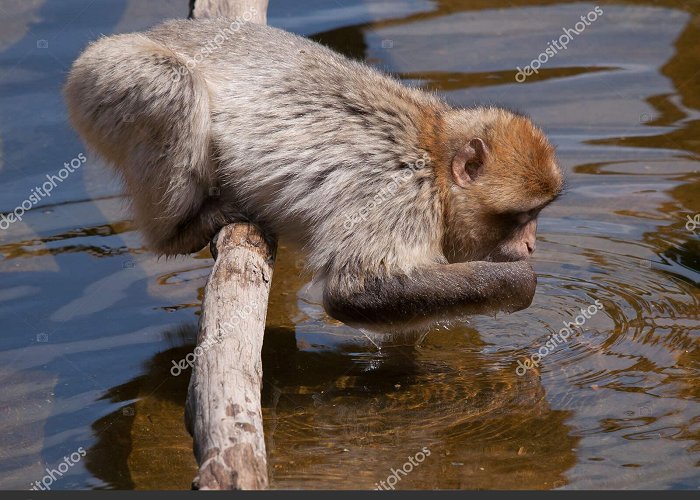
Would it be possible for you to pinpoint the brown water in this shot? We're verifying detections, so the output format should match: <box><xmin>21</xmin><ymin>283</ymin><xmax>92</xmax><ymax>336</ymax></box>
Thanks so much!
<box><xmin>0</xmin><ymin>0</ymin><xmax>698</xmax><ymax>490</ymax></box>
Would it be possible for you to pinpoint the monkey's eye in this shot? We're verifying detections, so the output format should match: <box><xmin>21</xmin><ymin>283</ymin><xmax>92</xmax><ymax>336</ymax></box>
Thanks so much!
<box><xmin>514</xmin><ymin>209</ymin><xmax>538</xmax><ymax>225</ymax></box>
<box><xmin>515</xmin><ymin>212</ymin><xmax>530</xmax><ymax>225</ymax></box>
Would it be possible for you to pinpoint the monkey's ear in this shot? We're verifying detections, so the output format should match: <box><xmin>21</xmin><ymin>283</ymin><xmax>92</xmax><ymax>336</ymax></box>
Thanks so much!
<box><xmin>451</xmin><ymin>138</ymin><xmax>488</xmax><ymax>188</ymax></box>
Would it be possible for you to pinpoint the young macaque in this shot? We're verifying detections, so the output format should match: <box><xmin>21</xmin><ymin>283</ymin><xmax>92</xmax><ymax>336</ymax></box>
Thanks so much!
<box><xmin>64</xmin><ymin>19</ymin><xmax>563</xmax><ymax>326</ymax></box>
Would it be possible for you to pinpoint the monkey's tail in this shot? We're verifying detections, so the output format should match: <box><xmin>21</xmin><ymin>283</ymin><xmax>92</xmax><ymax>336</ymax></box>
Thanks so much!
<box><xmin>64</xmin><ymin>33</ymin><xmax>221</xmax><ymax>255</ymax></box>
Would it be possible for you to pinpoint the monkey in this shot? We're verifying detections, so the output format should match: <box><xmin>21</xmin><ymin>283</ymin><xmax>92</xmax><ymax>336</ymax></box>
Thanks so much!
<box><xmin>64</xmin><ymin>18</ymin><xmax>563</xmax><ymax>326</ymax></box>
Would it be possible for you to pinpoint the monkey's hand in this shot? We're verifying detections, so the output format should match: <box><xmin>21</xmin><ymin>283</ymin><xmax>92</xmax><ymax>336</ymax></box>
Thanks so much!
<box><xmin>323</xmin><ymin>260</ymin><xmax>536</xmax><ymax>326</ymax></box>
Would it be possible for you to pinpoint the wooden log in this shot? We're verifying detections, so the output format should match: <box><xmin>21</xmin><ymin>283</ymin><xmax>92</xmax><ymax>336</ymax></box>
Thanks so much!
<box><xmin>184</xmin><ymin>0</ymin><xmax>273</xmax><ymax>489</ymax></box>
<box><xmin>189</xmin><ymin>0</ymin><xmax>268</xmax><ymax>23</ymax></box>
<box><xmin>185</xmin><ymin>224</ymin><xmax>276</xmax><ymax>490</ymax></box>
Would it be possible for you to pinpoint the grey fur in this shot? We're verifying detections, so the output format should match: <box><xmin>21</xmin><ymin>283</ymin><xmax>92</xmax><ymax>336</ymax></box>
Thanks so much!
<box><xmin>66</xmin><ymin>19</ymin><xmax>445</xmax><ymax>272</ymax></box>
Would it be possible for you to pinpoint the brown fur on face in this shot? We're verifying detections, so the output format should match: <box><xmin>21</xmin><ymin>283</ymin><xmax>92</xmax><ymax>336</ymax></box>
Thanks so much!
<box><xmin>474</xmin><ymin>112</ymin><xmax>562</xmax><ymax>213</ymax></box>
<box><xmin>428</xmin><ymin>107</ymin><xmax>563</xmax><ymax>263</ymax></box>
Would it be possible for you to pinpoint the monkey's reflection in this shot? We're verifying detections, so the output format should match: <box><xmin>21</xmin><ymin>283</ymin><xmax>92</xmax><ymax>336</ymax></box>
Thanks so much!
<box><xmin>84</xmin><ymin>323</ymin><xmax>577</xmax><ymax>490</ymax></box>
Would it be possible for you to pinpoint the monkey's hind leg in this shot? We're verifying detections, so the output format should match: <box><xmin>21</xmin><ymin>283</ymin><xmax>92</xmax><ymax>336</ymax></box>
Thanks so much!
<box><xmin>65</xmin><ymin>33</ymin><xmax>219</xmax><ymax>255</ymax></box>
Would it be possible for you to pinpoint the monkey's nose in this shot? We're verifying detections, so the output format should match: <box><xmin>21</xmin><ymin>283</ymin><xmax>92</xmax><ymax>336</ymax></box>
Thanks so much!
<box><xmin>526</xmin><ymin>240</ymin><xmax>535</xmax><ymax>255</ymax></box>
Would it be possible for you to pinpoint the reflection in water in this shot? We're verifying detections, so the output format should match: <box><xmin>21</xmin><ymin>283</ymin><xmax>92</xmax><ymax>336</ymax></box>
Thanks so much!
<box><xmin>84</xmin><ymin>324</ymin><xmax>577</xmax><ymax>489</ymax></box>
<box><xmin>0</xmin><ymin>0</ymin><xmax>698</xmax><ymax>491</ymax></box>
<box><xmin>84</xmin><ymin>326</ymin><xmax>198</xmax><ymax>490</ymax></box>
<box><xmin>261</xmin><ymin>327</ymin><xmax>578</xmax><ymax>490</ymax></box>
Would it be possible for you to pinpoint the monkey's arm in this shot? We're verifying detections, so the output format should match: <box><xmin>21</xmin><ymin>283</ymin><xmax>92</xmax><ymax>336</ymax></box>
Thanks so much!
<box><xmin>323</xmin><ymin>260</ymin><xmax>537</xmax><ymax>325</ymax></box>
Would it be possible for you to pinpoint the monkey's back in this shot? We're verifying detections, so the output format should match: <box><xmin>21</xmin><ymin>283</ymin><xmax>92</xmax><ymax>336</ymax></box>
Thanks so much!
<box><xmin>146</xmin><ymin>19</ymin><xmax>445</xmax><ymax>273</ymax></box>
<box><xmin>67</xmin><ymin>18</ymin><xmax>445</xmax><ymax>271</ymax></box>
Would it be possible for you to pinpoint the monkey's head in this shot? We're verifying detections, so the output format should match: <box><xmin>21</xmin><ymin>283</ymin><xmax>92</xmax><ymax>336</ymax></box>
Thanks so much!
<box><xmin>441</xmin><ymin>107</ymin><xmax>563</xmax><ymax>264</ymax></box>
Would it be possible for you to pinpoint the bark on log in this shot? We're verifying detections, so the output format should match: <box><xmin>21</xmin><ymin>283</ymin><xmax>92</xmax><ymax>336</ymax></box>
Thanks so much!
<box><xmin>184</xmin><ymin>0</ymin><xmax>273</xmax><ymax>489</ymax></box>
<box><xmin>189</xmin><ymin>0</ymin><xmax>268</xmax><ymax>23</ymax></box>
<box><xmin>185</xmin><ymin>224</ymin><xmax>276</xmax><ymax>489</ymax></box>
